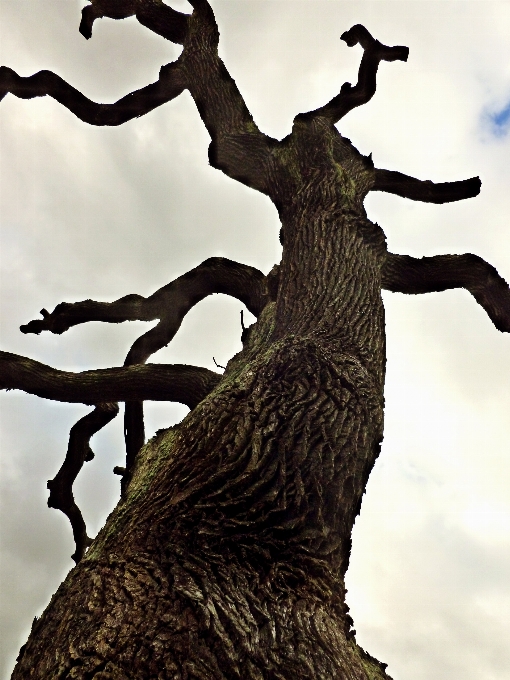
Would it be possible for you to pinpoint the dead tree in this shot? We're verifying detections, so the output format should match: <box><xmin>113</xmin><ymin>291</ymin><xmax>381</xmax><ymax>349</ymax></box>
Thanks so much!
<box><xmin>1</xmin><ymin>2</ymin><xmax>509</xmax><ymax>677</ymax></box>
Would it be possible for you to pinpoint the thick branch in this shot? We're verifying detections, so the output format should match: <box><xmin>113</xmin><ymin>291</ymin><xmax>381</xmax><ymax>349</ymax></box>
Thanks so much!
<box><xmin>301</xmin><ymin>25</ymin><xmax>408</xmax><ymax>124</ymax></box>
<box><xmin>47</xmin><ymin>403</ymin><xmax>119</xmax><ymax>563</ymax></box>
<box><xmin>0</xmin><ymin>63</ymin><xmax>186</xmax><ymax>126</ymax></box>
<box><xmin>135</xmin><ymin>1</ymin><xmax>189</xmax><ymax>43</ymax></box>
<box><xmin>373</xmin><ymin>170</ymin><xmax>481</xmax><ymax>203</ymax></box>
<box><xmin>80</xmin><ymin>0</ymin><xmax>189</xmax><ymax>43</ymax></box>
<box><xmin>0</xmin><ymin>352</ymin><xmax>221</xmax><ymax>407</ymax></box>
<box><xmin>21</xmin><ymin>257</ymin><xmax>269</xmax><ymax>340</ymax></box>
<box><xmin>382</xmin><ymin>253</ymin><xmax>510</xmax><ymax>332</ymax></box>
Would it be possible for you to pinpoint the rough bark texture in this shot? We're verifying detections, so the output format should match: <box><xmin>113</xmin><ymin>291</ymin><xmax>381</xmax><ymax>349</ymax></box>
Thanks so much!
<box><xmin>2</xmin><ymin>2</ymin><xmax>510</xmax><ymax>678</ymax></box>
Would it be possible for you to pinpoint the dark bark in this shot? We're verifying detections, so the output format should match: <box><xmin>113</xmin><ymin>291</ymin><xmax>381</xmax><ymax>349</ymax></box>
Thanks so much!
<box><xmin>0</xmin><ymin>351</ymin><xmax>220</xmax><ymax>406</ymax></box>
<box><xmin>300</xmin><ymin>24</ymin><xmax>408</xmax><ymax>123</ymax></box>
<box><xmin>382</xmin><ymin>253</ymin><xmax>510</xmax><ymax>331</ymax></box>
<box><xmin>3</xmin><ymin>2</ymin><xmax>508</xmax><ymax>678</ymax></box>
<box><xmin>47</xmin><ymin>402</ymin><xmax>119</xmax><ymax>564</ymax></box>
<box><xmin>372</xmin><ymin>169</ymin><xmax>481</xmax><ymax>203</ymax></box>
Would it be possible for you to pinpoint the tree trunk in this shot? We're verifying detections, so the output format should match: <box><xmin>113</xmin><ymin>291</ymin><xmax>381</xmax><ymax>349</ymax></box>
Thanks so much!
<box><xmin>13</xmin><ymin>122</ymin><xmax>389</xmax><ymax>677</ymax></box>
<box><xmin>13</xmin><ymin>303</ymin><xmax>389</xmax><ymax>679</ymax></box>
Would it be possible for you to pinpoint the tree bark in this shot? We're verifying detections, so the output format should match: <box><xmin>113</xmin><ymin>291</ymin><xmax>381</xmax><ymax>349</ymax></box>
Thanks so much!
<box><xmin>13</xmin><ymin>301</ymin><xmax>390</xmax><ymax>679</ymax></box>
<box><xmin>11</xmin><ymin>120</ymin><xmax>393</xmax><ymax>677</ymax></box>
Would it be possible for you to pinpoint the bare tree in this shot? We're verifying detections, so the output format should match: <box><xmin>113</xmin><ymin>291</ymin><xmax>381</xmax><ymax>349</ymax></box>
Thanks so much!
<box><xmin>1</xmin><ymin>1</ymin><xmax>509</xmax><ymax>677</ymax></box>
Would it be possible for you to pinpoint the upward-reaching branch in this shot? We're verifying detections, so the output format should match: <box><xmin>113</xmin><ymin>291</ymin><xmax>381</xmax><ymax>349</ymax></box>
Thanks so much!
<box><xmin>299</xmin><ymin>24</ymin><xmax>408</xmax><ymax>124</ymax></box>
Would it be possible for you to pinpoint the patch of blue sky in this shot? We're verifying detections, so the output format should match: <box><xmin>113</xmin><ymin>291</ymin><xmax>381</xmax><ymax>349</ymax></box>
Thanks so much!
<box><xmin>487</xmin><ymin>99</ymin><xmax>510</xmax><ymax>138</ymax></box>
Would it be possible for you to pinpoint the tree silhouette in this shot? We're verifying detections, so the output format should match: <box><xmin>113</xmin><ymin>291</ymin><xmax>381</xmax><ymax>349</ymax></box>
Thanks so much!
<box><xmin>1</xmin><ymin>1</ymin><xmax>509</xmax><ymax>677</ymax></box>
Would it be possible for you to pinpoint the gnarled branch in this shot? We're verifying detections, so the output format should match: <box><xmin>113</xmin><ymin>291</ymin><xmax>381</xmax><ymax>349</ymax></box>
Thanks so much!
<box><xmin>47</xmin><ymin>402</ymin><xmax>119</xmax><ymax>563</ymax></box>
<box><xmin>0</xmin><ymin>63</ymin><xmax>186</xmax><ymax>126</ymax></box>
<box><xmin>382</xmin><ymin>253</ymin><xmax>510</xmax><ymax>332</ymax></box>
<box><xmin>81</xmin><ymin>0</ymin><xmax>274</xmax><ymax>193</ymax></box>
<box><xmin>373</xmin><ymin>170</ymin><xmax>481</xmax><ymax>204</ymax></box>
<box><xmin>0</xmin><ymin>351</ymin><xmax>220</xmax><ymax>561</ymax></box>
<box><xmin>0</xmin><ymin>352</ymin><xmax>221</xmax><ymax>407</ymax></box>
<box><xmin>21</xmin><ymin>256</ymin><xmax>268</xmax><ymax>492</ymax></box>
<box><xmin>21</xmin><ymin>257</ymin><xmax>269</xmax><ymax>338</ymax></box>
<box><xmin>80</xmin><ymin>0</ymin><xmax>189</xmax><ymax>43</ymax></box>
<box><xmin>1</xmin><ymin>0</ymin><xmax>275</xmax><ymax>193</ymax></box>
<box><xmin>300</xmin><ymin>24</ymin><xmax>408</xmax><ymax>124</ymax></box>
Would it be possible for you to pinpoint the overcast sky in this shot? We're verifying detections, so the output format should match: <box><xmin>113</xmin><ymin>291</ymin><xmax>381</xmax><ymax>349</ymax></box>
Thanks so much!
<box><xmin>1</xmin><ymin>1</ymin><xmax>509</xmax><ymax>678</ymax></box>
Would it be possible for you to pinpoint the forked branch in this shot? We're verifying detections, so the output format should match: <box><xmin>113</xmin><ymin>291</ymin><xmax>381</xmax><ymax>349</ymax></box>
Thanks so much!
<box><xmin>301</xmin><ymin>24</ymin><xmax>408</xmax><ymax>123</ymax></box>
<box><xmin>47</xmin><ymin>402</ymin><xmax>119</xmax><ymax>563</ymax></box>
<box><xmin>0</xmin><ymin>351</ymin><xmax>220</xmax><ymax>561</ymax></box>
<box><xmin>1</xmin><ymin>0</ymin><xmax>274</xmax><ymax>193</ymax></box>
<box><xmin>382</xmin><ymin>253</ymin><xmax>510</xmax><ymax>332</ymax></box>
<box><xmin>20</xmin><ymin>257</ymin><xmax>268</xmax><ymax>503</ymax></box>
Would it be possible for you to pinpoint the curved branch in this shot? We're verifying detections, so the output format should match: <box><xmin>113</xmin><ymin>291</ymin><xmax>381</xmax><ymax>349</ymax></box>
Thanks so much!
<box><xmin>79</xmin><ymin>0</ymin><xmax>189</xmax><ymax>43</ymax></box>
<box><xmin>20</xmin><ymin>257</ymin><xmax>268</xmax><ymax>490</ymax></box>
<box><xmin>47</xmin><ymin>403</ymin><xmax>119</xmax><ymax>563</ymax></box>
<box><xmin>0</xmin><ymin>62</ymin><xmax>186</xmax><ymax>126</ymax></box>
<box><xmin>135</xmin><ymin>1</ymin><xmax>189</xmax><ymax>43</ymax></box>
<box><xmin>2</xmin><ymin>0</ymin><xmax>274</xmax><ymax>192</ymax></box>
<box><xmin>79</xmin><ymin>0</ymin><xmax>137</xmax><ymax>40</ymax></box>
<box><xmin>373</xmin><ymin>170</ymin><xmax>481</xmax><ymax>204</ymax></box>
<box><xmin>116</xmin><ymin>257</ymin><xmax>268</xmax><ymax>477</ymax></box>
<box><xmin>21</xmin><ymin>257</ymin><xmax>269</xmax><ymax>337</ymax></box>
<box><xmin>0</xmin><ymin>352</ymin><xmax>221</xmax><ymax>407</ymax></box>
<box><xmin>382</xmin><ymin>253</ymin><xmax>510</xmax><ymax>332</ymax></box>
<box><xmin>300</xmin><ymin>24</ymin><xmax>408</xmax><ymax>124</ymax></box>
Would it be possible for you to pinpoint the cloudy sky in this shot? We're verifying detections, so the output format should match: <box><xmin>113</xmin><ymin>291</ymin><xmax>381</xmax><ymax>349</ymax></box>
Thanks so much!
<box><xmin>1</xmin><ymin>1</ymin><xmax>509</xmax><ymax>678</ymax></box>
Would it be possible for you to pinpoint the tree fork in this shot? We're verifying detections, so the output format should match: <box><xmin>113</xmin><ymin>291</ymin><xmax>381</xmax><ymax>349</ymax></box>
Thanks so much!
<box><xmin>21</xmin><ymin>257</ymin><xmax>270</xmax><ymax>492</ymax></box>
<box><xmin>47</xmin><ymin>402</ymin><xmax>119</xmax><ymax>563</ymax></box>
<box><xmin>12</xmin><ymin>257</ymin><xmax>270</xmax><ymax>557</ymax></box>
